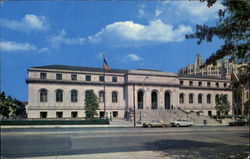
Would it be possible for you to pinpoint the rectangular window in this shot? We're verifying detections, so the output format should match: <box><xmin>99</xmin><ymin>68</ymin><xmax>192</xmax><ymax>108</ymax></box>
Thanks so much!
<box><xmin>189</xmin><ymin>81</ymin><xmax>193</xmax><ymax>86</ymax></box>
<box><xmin>112</xmin><ymin>76</ymin><xmax>117</xmax><ymax>82</ymax></box>
<box><xmin>113</xmin><ymin>111</ymin><xmax>118</xmax><ymax>118</ymax></box>
<box><xmin>207</xmin><ymin>82</ymin><xmax>211</xmax><ymax>87</ymax></box>
<box><xmin>71</xmin><ymin>74</ymin><xmax>77</xmax><ymax>80</ymax></box>
<box><xmin>71</xmin><ymin>112</ymin><xmax>78</xmax><ymax>118</ymax></box>
<box><xmin>180</xmin><ymin>81</ymin><xmax>184</xmax><ymax>86</ymax></box>
<box><xmin>40</xmin><ymin>112</ymin><xmax>47</xmax><ymax>118</ymax></box>
<box><xmin>216</xmin><ymin>82</ymin><xmax>219</xmax><ymax>87</ymax></box>
<box><xmin>86</xmin><ymin>75</ymin><xmax>91</xmax><ymax>81</ymax></box>
<box><xmin>198</xmin><ymin>81</ymin><xmax>202</xmax><ymax>86</ymax></box>
<box><xmin>56</xmin><ymin>74</ymin><xmax>62</xmax><ymax>80</ymax></box>
<box><xmin>56</xmin><ymin>112</ymin><xmax>63</xmax><ymax>118</ymax></box>
<box><xmin>224</xmin><ymin>83</ymin><xmax>227</xmax><ymax>87</ymax></box>
<box><xmin>40</xmin><ymin>73</ymin><xmax>47</xmax><ymax>79</ymax></box>
<box><xmin>99</xmin><ymin>76</ymin><xmax>104</xmax><ymax>82</ymax></box>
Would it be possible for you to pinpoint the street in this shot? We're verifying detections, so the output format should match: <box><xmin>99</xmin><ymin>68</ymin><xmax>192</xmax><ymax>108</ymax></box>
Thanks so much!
<box><xmin>1</xmin><ymin>126</ymin><xmax>249</xmax><ymax>159</ymax></box>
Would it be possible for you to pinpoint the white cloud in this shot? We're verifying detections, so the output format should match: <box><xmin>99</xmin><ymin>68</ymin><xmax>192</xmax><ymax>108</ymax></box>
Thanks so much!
<box><xmin>0</xmin><ymin>14</ymin><xmax>49</xmax><ymax>32</ymax></box>
<box><xmin>155</xmin><ymin>1</ymin><xmax>225</xmax><ymax>24</ymax></box>
<box><xmin>38</xmin><ymin>47</ymin><xmax>50</xmax><ymax>53</ymax></box>
<box><xmin>88</xmin><ymin>20</ymin><xmax>192</xmax><ymax>47</ymax></box>
<box><xmin>48</xmin><ymin>30</ymin><xmax>85</xmax><ymax>48</ymax></box>
<box><xmin>126</xmin><ymin>54</ymin><xmax>143</xmax><ymax>61</ymax></box>
<box><xmin>0</xmin><ymin>41</ymin><xmax>37</xmax><ymax>52</ymax></box>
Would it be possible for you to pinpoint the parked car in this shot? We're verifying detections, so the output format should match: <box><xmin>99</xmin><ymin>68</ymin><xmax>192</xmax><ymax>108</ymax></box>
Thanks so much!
<box><xmin>143</xmin><ymin>120</ymin><xmax>167</xmax><ymax>128</ymax></box>
<box><xmin>170</xmin><ymin>119</ymin><xmax>194</xmax><ymax>127</ymax></box>
<box><xmin>228</xmin><ymin>119</ymin><xmax>247</xmax><ymax>126</ymax></box>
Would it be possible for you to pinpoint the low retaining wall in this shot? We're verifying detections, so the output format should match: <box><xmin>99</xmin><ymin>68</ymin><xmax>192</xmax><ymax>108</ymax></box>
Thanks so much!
<box><xmin>0</xmin><ymin>118</ymin><xmax>109</xmax><ymax>125</ymax></box>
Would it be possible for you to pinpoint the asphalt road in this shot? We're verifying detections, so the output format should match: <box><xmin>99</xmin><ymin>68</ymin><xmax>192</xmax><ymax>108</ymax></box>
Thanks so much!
<box><xmin>1</xmin><ymin>126</ymin><xmax>249</xmax><ymax>159</ymax></box>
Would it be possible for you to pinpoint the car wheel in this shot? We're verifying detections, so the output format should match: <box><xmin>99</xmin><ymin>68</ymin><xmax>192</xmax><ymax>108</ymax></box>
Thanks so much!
<box><xmin>177</xmin><ymin>124</ymin><xmax>180</xmax><ymax>127</ymax></box>
<box><xmin>162</xmin><ymin>124</ymin><xmax>166</xmax><ymax>128</ymax></box>
<box><xmin>148</xmin><ymin>124</ymin><xmax>152</xmax><ymax>128</ymax></box>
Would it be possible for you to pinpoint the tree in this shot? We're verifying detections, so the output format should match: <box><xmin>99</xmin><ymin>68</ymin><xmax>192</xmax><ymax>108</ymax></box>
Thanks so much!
<box><xmin>215</xmin><ymin>94</ymin><xmax>230</xmax><ymax>118</ymax></box>
<box><xmin>186</xmin><ymin>0</ymin><xmax>250</xmax><ymax>84</ymax></box>
<box><xmin>84</xmin><ymin>90</ymin><xmax>99</xmax><ymax>118</ymax></box>
<box><xmin>0</xmin><ymin>92</ymin><xmax>26</xmax><ymax>119</ymax></box>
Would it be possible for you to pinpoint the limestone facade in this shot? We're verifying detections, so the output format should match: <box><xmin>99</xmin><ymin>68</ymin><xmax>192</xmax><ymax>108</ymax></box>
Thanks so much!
<box><xmin>26</xmin><ymin>65</ymin><xmax>233</xmax><ymax>119</ymax></box>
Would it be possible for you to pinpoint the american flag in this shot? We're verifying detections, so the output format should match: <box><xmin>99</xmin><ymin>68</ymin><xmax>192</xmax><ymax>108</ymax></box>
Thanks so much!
<box><xmin>103</xmin><ymin>57</ymin><xmax>111</xmax><ymax>72</ymax></box>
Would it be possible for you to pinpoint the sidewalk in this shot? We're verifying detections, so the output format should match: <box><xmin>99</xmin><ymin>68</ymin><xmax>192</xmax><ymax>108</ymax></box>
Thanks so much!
<box><xmin>10</xmin><ymin>151</ymin><xmax>171</xmax><ymax>159</ymax></box>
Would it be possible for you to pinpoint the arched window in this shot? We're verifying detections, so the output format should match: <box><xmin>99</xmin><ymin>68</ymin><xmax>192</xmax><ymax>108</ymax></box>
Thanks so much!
<box><xmin>137</xmin><ymin>90</ymin><xmax>144</xmax><ymax>109</ymax></box>
<box><xmin>112</xmin><ymin>91</ymin><xmax>118</xmax><ymax>103</ymax></box>
<box><xmin>207</xmin><ymin>94</ymin><xmax>211</xmax><ymax>104</ymax></box>
<box><xmin>85</xmin><ymin>90</ymin><xmax>91</xmax><ymax>100</ymax></box>
<box><xmin>99</xmin><ymin>91</ymin><xmax>104</xmax><ymax>103</ymax></box>
<box><xmin>71</xmin><ymin>90</ymin><xmax>78</xmax><ymax>102</ymax></box>
<box><xmin>189</xmin><ymin>93</ymin><xmax>194</xmax><ymax>104</ymax></box>
<box><xmin>198</xmin><ymin>94</ymin><xmax>203</xmax><ymax>104</ymax></box>
<box><xmin>56</xmin><ymin>89</ymin><xmax>63</xmax><ymax>102</ymax></box>
<box><xmin>179</xmin><ymin>93</ymin><xmax>184</xmax><ymax>104</ymax></box>
<box><xmin>40</xmin><ymin>89</ymin><xmax>47</xmax><ymax>102</ymax></box>
<box><xmin>215</xmin><ymin>94</ymin><xmax>219</xmax><ymax>103</ymax></box>
<box><xmin>165</xmin><ymin>91</ymin><xmax>171</xmax><ymax>109</ymax></box>
<box><xmin>151</xmin><ymin>91</ymin><xmax>158</xmax><ymax>109</ymax></box>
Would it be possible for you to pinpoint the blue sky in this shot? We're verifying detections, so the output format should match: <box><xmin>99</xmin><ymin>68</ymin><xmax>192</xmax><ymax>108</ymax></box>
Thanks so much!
<box><xmin>0</xmin><ymin>1</ymin><xmax>224</xmax><ymax>101</ymax></box>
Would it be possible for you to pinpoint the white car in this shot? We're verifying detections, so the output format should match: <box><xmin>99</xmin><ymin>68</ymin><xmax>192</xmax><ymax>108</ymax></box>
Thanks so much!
<box><xmin>170</xmin><ymin>119</ymin><xmax>194</xmax><ymax>127</ymax></box>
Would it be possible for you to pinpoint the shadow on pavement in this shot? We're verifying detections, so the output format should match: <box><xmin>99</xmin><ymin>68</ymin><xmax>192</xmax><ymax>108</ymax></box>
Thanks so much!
<box><xmin>145</xmin><ymin>139</ymin><xmax>249</xmax><ymax>159</ymax></box>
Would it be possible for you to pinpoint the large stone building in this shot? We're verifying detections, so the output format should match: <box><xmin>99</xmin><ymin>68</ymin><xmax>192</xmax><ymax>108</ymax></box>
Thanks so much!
<box><xmin>26</xmin><ymin>65</ymin><xmax>233</xmax><ymax>119</ymax></box>
<box><xmin>179</xmin><ymin>54</ymin><xmax>243</xmax><ymax>79</ymax></box>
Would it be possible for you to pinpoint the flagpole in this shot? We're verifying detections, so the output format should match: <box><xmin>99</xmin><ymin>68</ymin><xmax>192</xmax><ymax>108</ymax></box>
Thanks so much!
<box><xmin>103</xmin><ymin>53</ymin><xmax>106</xmax><ymax>118</ymax></box>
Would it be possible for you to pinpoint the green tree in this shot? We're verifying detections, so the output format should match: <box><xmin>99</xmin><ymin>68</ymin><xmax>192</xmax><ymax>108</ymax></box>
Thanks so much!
<box><xmin>0</xmin><ymin>92</ymin><xmax>26</xmax><ymax>119</ymax></box>
<box><xmin>84</xmin><ymin>90</ymin><xmax>99</xmax><ymax>118</ymax></box>
<box><xmin>186</xmin><ymin>0</ymin><xmax>250</xmax><ymax>84</ymax></box>
<box><xmin>215</xmin><ymin>94</ymin><xmax>230</xmax><ymax>118</ymax></box>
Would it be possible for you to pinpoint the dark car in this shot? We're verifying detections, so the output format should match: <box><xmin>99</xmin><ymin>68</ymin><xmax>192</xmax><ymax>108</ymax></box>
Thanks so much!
<box><xmin>228</xmin><ymin>119</ymin><xmax>247</xmax><ymax>126</ymax></box>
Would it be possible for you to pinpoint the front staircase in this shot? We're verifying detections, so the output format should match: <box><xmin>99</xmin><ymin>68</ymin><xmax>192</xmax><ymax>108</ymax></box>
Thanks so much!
<box><xmin>133</xmin><ymin>109</ymin><xmax>221</xmax><ymax>125</ymax></box>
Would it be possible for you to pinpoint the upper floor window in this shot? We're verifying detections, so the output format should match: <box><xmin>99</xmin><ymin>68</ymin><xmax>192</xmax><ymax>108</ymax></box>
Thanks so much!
<box><xmin>224</xmin><ymin>83</ymin><xmax>227</xmax><ymax>87</ymax></box>
<box><xmin>56</xmin><ymin>89</ymin><xmax>63</xmax><ymax>102</ymax></box>
<box><xmin>56</xmin><ymin>74</ymin><xmax>62</xmax><ymax>80</ymax></box>
<box><xmin>207</xmin><ymin>82</ymin><xmax>211</xmax><ymax>87</ymax></box>
<box><xmin>71</xmin><ymin>90</ymin><xmax>78</xmax><ymax>102</ymax></box>
<box><xmin>40</xmin><ymin>89</ymin><xmax>47</xmax><ymax>102</ymax></box>
<box><xmin>112</xmin><ymin>91</ymin><xmax>118</xmax><ymax>103</ymax></box>
<box><xmin>40</xmin><ymin>73</ymin><xmax>47</xmax><ymax>79</ymax></box>
<box><xmin>198</xmin><ymin>81</ymin><xmax>202</xmax><ymax>86</ymax></box>
<box><xmin>189</xmin><ymin>81</ymin><xmax>193</xmax><ymax>86</ymax></box>
<box><xmin>112</xmin><ymin>76</ymin><xmax>117</xmax><ymax>82</ymax></box>
<box><xmin>216</xmin><ymin>82</ymin><xmax>219</xmax><ymax>87</ymax></box>
<box><xmin>71</xmin><ymin>74</ymin><xmax>77</xmax><ymax>80</ymax></box>
<box><xmin>99</xmin><ymin>76</ymin><xmax>104</xmax><ymax>82</ymax></box>
<box><xmin>86</xmin><ymin>75</ymin><xmax>91</xmax><ymax>81</ymax></box>
<box><xmin>198</xmin><ymin>94</ymin><xmax>203</xmax><ymax>104</ymax></box>
<box><xmin>180</xmin><ymin>81</ymin><xmax>184</xmax><ymax>86</ymax></box>
<box><xmin>179</xmin><ymin>93</ymin><xmax>184</xmax><ymax>104</ymax></box>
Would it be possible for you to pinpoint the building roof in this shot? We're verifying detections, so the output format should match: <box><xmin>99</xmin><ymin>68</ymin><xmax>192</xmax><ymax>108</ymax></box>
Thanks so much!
<box><xmin>30</xmin><ymin>65</ymin><xmax>128</xmax><ymax>74</ymax></box>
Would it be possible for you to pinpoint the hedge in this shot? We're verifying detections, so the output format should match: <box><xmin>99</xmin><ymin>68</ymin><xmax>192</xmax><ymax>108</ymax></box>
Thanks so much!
<box><xmin>0</xmin><ymin>118</ymin><xmax>109</xmax><ymax>125</ymax></box>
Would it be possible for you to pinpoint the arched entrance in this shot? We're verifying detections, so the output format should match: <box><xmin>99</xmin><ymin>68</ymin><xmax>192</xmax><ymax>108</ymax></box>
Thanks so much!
<box><xmin>137</xmin><ymin>90</ymin><xmax>144</xmax><ymax>109</ymax></box>
<box><xmin>151</xmin><ymin>91</ymin><xmax>158</xmax><ymax>109</ymax></box>
<box><xmin>165</xmin><ymin>92</ymin><xmax>171</xmax><ymax>109</ymax></box>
